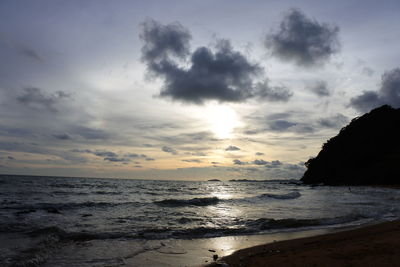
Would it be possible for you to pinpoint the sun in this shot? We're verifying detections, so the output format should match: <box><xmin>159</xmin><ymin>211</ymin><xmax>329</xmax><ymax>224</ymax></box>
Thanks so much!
<box><xmin>205</xmin><ymin>105</ymin><xmax>241</xmax><ymax>139</ymax></box>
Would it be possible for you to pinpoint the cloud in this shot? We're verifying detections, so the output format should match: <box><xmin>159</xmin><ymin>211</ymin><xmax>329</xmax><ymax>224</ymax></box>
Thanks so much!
<box><xmin>72</xmin><ymin>126</ymin><xmax>110</xmax><ymax>140</ymax></box>
<box><xmin>255</xmin><ymin>152</ymin><xmax>265</xmax><ymax>156</ymax></box>
<box><xmin>140</xmin><ymin>19</ymin><xmax>292</xmax><ymax>104</ymax></box>
<box><xmin>362</xmin><ymin>66</ymin><xmax>374</xmax><ymax>77</ymax></box>
<box><xmin>145</xmin><ymin>157</ymin><xmax>155</xmax><ymax>161</ymax></box>
<box><xmin>233</xmin><ymin>159</ymin><xmax>247</xmax><ymax>165</ymax></box>
<box><xmin>182</xmin><ymin>159</ymin><xmax>202</xmax><ymax>163</ymax></box>
<box><xmin>184</xmin><ymin>151</ymin><xmax>207</xmax><ymax>156</ymax></box>
<box><xmin>268</xmin><ymin>120</ymin><xmax>297</xmax><ymax>131</ymax></box>
<box><xmin>265</xmin><ymin>160</ymin><xmax>283</xmax><ymax>168</ymax></box>
<box><xmin>265</xmin><ymin>8</ymin><xmax>340</xmax><ymax>67</ymax></box>
<box><xmin>140</xmin><ymin>19</ymin><xmax>192</xmax><ymax>63</ymax></box>
<box><xmin>104</xmin><ymin>157</ymin><xmax>129</xmax><ymax>162</ymax></box>
<box><xmin>252</xmin><ymin>159</ymin><xmax>268</xmax><ymax>165</ymax></box>
<box><xmin>162</xmin><ymin>146</ymin><xmax>178</xmax><ymax>155</ymax></box>
<box><xmin>71</xmin><ymin>149</ymin><xmax>148</xmax><ymax>163</ymax></box>
<box><xmin>309</xmin><ymin>80</ymin><xmax>331</xmax><ymax>97</ymax></box>
<box><xmin>93</xmin><ymin>151</ymin><xmax>117</xmax><ymax>157</ymax></box>
<box><xmin>225</xmin><ymin>145</ymin><xmax>241</xmax><ymax>151</ymax></box>
<box><xmin>255</xmin><ymin>81</ymin><xmax>293</xmax><ymax>102</ymax></box>
<box><xmin>318</xmin><ymin>114</ymin><xmax>348</xmax><ymax>128</ymax></box>
<box><xmin>125</xmin><ymin>153</ymin><xmax>147</xmax><ymax>158</ymax></box>
<box><xmin>16</xmin><ymin>87</ymin><xmax>70</xmax><ymax>112</ymax></box>
<box><xmin>53</xmin><ymin>133</ymin><xmax>71</xmax><ymax>140</ymax></box>
<box><xmin>350</xmin><ymin>68</ymin><xmax>400</xmax><ymax>112</ymax></box>
<box><xmin>17</xmin><ymin>46</ymin><xmax>43</xmax><ymax>62</ymax></box>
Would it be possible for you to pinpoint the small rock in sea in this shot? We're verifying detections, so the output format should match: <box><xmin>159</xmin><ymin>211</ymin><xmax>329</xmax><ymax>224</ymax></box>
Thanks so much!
<box><xmin>213</xmin><ymin>254</ymin><xmax>218</xmax><ymax>261</ymax></box>
<box><xmin>209</xmin><ymin>249</ymin><xmax>216</xmax><ymax>252</ymax></box>
<box><xmin>160</xmin><ymin>242</ymin><xmax>166</xmax><ymax>246</ymax></box>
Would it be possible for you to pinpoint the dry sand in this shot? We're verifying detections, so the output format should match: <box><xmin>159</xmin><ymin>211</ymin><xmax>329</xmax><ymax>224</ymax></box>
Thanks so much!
<box><xmin>209</xmin><ymin>220</ymin><xmax>400</xmax><ymax>267</ymax></box>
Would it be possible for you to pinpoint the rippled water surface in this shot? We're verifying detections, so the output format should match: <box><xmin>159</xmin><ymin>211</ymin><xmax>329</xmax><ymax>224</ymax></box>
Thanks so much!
<box><xmin>1</xmin><ymin>175</ymin><xmax>400</xmax><ymax>266</ymax></box>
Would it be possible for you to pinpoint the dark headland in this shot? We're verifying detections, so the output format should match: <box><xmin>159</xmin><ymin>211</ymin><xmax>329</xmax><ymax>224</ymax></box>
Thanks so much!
<box><xmin>301</xmin><ymin>105</ymin><xmax>400</xmax><ymax>185</ymax></box>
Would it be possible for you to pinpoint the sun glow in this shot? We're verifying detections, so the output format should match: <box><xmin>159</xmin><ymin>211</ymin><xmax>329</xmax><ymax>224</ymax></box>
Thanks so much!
<box><xmin>205</xmin><ymin>105</ymin><xmax>241</xmax><ymax>139</ymax></box>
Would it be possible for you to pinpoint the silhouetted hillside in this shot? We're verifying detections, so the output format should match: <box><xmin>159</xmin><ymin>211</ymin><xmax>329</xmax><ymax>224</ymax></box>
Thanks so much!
<box><xmin>301</xmin><ymin>105</ymin><xmax>400</xmax><ymax>185</ymax></box>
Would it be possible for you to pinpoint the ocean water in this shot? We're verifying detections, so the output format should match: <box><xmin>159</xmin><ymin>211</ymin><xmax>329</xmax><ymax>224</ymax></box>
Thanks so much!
<box><xmin>1</xmin><ymin>174</ymin><xmax>400</xmax><ymax>266</ymax></box>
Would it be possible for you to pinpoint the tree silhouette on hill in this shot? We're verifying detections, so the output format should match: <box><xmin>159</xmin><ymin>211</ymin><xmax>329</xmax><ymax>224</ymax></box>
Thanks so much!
<box><xmin>301</xmin><ymin>105</ymin><xmax>400</xmax><ymax>185</ymax></box>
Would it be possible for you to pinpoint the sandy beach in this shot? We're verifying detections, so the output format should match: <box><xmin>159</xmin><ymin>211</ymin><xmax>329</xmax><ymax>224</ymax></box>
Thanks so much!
<box><xmin>209</xmin><ymin>220</ymin><xmax>400</xmax><ymax>267</ymax></box>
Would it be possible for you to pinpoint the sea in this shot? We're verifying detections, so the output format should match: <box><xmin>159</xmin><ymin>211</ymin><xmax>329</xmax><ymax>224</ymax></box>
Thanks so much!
<box><xmin>1</xmin><ymin>174</ymin><xmax>400</xmax><ymax>266</ymax></box>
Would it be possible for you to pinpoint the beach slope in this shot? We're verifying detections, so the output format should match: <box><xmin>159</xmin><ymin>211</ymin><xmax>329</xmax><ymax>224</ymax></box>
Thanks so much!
<box><xmin>210</xmin><ymin>220</ymin><xmax>400</xmax><ymax>267</ymax></box>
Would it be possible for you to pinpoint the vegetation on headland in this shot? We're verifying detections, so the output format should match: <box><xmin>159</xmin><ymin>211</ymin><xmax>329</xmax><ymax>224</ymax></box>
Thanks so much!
<box><xmin>301</xmin><ymin>105</ymin><xmax>400</xmax><ymax>185</ymax></box>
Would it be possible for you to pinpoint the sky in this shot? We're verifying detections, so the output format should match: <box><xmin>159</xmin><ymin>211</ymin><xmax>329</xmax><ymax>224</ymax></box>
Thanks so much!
<box><xmin>0</xmin><ymin>0</ymin><xmax>399</xmax><ymax>180</ymax></box>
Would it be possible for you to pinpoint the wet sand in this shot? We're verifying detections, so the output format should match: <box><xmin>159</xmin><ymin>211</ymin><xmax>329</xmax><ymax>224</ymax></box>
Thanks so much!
<box><xmin>209</xmin><ymin>220</ymin><xmax>400</xmax><ymax>267</ymax></box>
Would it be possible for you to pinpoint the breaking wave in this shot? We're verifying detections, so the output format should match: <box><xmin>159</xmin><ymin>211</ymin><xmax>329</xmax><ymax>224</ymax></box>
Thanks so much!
<box><xmin>259</xmin><ymin>191</ymin><xmax>301</xmax><ymax>200</ymax></box>
<box><xmin>155</xmin><ymin>197</ymin><xmax>220</xmax><ymax>207</ymax></box>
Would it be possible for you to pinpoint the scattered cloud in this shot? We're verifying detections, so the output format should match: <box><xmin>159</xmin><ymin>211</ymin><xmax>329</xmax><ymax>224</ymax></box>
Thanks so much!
<box><xmin>140</xmin><ymin>19</ymin><xmax>192</xmax><ymax>63</ymax></box>
<box><xmin>268</xmin><ymin>120</ymin><xmax>297</xmax><ymax>131</ymax></box>
<box><xmin>252</xmin><ymin>159</ymin><xmax>268</xmax><ymax>165</ymax></box>
<box><xmin>104</xmin><ymin>157</ymin><xmax>129</xmax><ymax>162</ymax></box>
<box><xmin>17</xmin><ymin>46</ymin><xmax>43</xmax><ymax>62</ymax></box>
<box><xmin>162</xmin><ymin>146</ymin><xmax>178</xmax><ymax>155</ymax></box>
<box><xmin>362</xmin><ymin>66</ymin><xmax>374</xmax><ymax>77</ymax></box>
<box><xmin>309</xmin><ymin>80</ymin><xmax>331</xmax><ymax>97</ymax></box>
<box><xmin>265</xmin><ymin>160</ymin><xmax>283</xmax><ymax>168</ymax></box>
<box><xmin>318</xmin><ymin>114</ymin><xmax>348</xmax><ymax>128</ymax></box>
<box><xmin>16</xmin><ymin>87</ymin><xmax>70</xmax><ymax>112</ymax></box>
<box><xmin>225</xmin><ymin>145</ymin><xmax>241</xmax><ymax>151</ymax></box>
<box><xmin>265</xmin><ymin>8</ymin><xmax>340</xmax><ymax>67</ymax></box>
<box><xmin>350</xmin><ymin>68</ymin><xmax>400</xmax><ymax>112</ymax></box>
<box><xmin>140</xmin><ymin>19</ymin><xmax>292</xmax><ymax>104</ymax></box>
<box><xmin>233</xmin><ymin>159</ymin><xmax>247</xmax><ymax>165</ymax></box>
<box><xmin>52</xmin><ymin>133</ymin><xmax>71</xmax><ymax>140</ymax></box>
<box><xmin>255</xmin><ymin>152</ymin><xmax>265</xmax><ymax>156</ymax></box>
<box><xmin>182</xmin><ymin>159</ymin><xmax>202</xmax><ymax>163</ymax></box>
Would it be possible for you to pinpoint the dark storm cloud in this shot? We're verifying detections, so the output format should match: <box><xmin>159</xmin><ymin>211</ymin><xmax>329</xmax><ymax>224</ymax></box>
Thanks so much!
<box><xmin>140</xmin><ymin>19</ymin><xmax>292</xmax><ymax>104</ymax></box>
<box><xmin>350</xmin><ymin>68</ymin><xmax>400</xmax><ymax>112</ymax></box>
<box><xmin>225</xmin><ymin>145</ymin><xmax>241</xmax><ymax>151</ymax></box>
<box><xmin>265</xmin><ymin>9</ymin><xmax>340</xmax><ymax>67</ymax></box>
<box><xmin>309</xmin><ymin>80</ymin><xmax>331</xmax><ymax>97</ymax></box>
<box><xmin>162</xmin><ymin>146</ymin><xmax>178</xmax><ymax>155</ymax></box>
<box><xmin>318</xmin><ymin>114</ymin><xmax>348</xmax><ymax>128</ymax></box>
<box><xmin>16</xmin><ymin>87</ymin><xmax>70</xmax><ymax>112</ymax></box>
